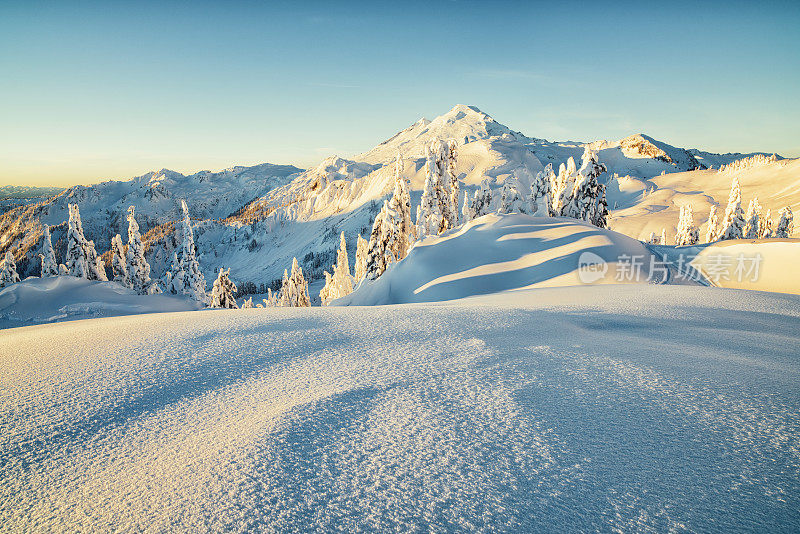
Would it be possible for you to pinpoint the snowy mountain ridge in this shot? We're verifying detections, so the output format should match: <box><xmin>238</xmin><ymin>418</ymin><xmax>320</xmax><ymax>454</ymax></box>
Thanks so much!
<box><xmin>0</xmin><ymin>105</ymin><xmax>792</xmax><ymax>289</ymax></box>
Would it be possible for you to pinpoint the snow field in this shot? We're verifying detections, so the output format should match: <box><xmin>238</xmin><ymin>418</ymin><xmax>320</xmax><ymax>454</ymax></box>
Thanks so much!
<box><xmin>1</xmin><ymin>285</ymin><xmax>799</xmax><ymax>531</ymax></box>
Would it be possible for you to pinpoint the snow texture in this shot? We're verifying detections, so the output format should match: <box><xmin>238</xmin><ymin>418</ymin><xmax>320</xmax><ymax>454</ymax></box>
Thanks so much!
<box><xmin>1</xmin><ymin>284</ymin><xmax>799</xmax><ymax>531</ymax></box>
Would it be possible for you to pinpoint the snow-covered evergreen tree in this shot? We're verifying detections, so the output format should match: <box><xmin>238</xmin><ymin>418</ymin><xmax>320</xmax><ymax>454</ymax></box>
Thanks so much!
<box><xmin>661</xmin><ymin>228</ymin><xmax>667</xmax><ymax>246</ymax></box>
<box><xmin>278</xmin><ymin>258</ymin><xmax>310</xmax><ymax>307</ymax></box>
<box><xmin>209</xmin><ymin>268</ymin><xmax>238</xmax><ymax>309</ymax></box>
<box><xmin>675</xmin><ymin>205</ymin><xmax>699</xmax><ymax>246</ymax></box>
<box><xmin>498</xmin><ymin>180</ymin><xmax>530</xmax><ymax>214</ymax></box>
<box><xmin>263</xmin><ymin>288</ymin><xmax>278</xmax><ymax>307</ymax></box>
<box><xmin>0</xmin><ymin>251</ymin><xmax>20</xmax><ymax>288</ymax></box>
<box><xmin>561</xmin><ymin>150</ymin><xmax>608</xmax><ymax>227</ymax></box>
<box><xmin>647</xmin><ymin>232</ymin><xmax>659</xmax><ymax>245</ymax></box>
<box><xmin>365</xmin><ymin>201</ymin><xmax>397</xmax><ymax>280</ymax></box>
<box><xmin>775</xmin><ymin>207</ymin><xmax>794</xmax><ymax>238</ymax></box>
<box><xmin>124</xmin><ymin>206</ymin><xmax>154</xmax><ymax>293</ymax></box>
<box><xmin>416</xmin><ymin>139</ymin><xmax>458</xmax><ymax>237</ymax></box>
<box><xmin>466</xmin><ymin>179</ymin><xmax>493</xmax><ymax>221</ymax></box>
<box><xmin>387</xmin><ymin>154</ymin><xmax>414</xmax><ymax>260</ymax></box>
<box><xmin>706</xmin><ymin>205</ymin><xmax>719</xmax><ymax>243</ymax></box>
<box><xmin>719</xmin><ymin>176</ymin><xmax>746</xmax><ymax>240</ymax></box>
<box><xmin>462</xmin><ymin>192</ymin><xmax>472</xmax><ymax>223</ymax></box>
<box><xmin>110</xmin><ymin>234</ymin><xmax>128</xmax><ymax>284</ymax></box>
<box><xmin>39</xmin><ymin>224</ymin><xmax>59</xmax><ymax>278</ymax></box>
<box><xmin>743</xmin><ymin>197</ymin><xmax>763</xmax><ymax>239</ymax></box>
<box><xmin>163</xmin><ymin>200</ymin><xmax>207</xmax><ymax>302</ymax></box>
<box><xmin>760</xmin><ymin>209</ymin><xmax>773</xmax><ymax>238</ymax></box>
<box><xmin>64</xmin><ymin>203</ymin><xmax>89</xmax><ymax>278</ymax></box>
<box><xmin>241</xmin><ymin>296</ymin><xmax>254</xmax><ymax>309</ymax></box>
<box><xmin>529</xmin><ymin>165</ymin><xmax>554</xmax><ymax>216</ymax></box>
<box><xmin>354</xmin><ymin>234</ymin><xmax>368</xmax><ymax>282</ymax></box>
<box><xmin>446</xmin><ymin>140</ymin><xmax>459</xmax><ymax>227</ymax></box>
<box><xmin>86</xmin><ymin>240</ymin><xmax>108</xmax><ymax>282</ymax></box>
<box><xmin>552</xmin><ymin>158</ymin><xmax>577</xmax><ymax>216</ymax></box>
<box><xmin>320</xmin><ymin>232</ymin><xmax>355</xmax><ymax>305</ymax></box>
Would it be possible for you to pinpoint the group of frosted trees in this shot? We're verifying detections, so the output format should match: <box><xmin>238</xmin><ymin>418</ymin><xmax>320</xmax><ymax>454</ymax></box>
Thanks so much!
<box><xmin>4</xmin><ymin>200</ymin><xmax>213</xmax><ymax>301</ymax></box>
<box><xmin>651</xmin><ymin>174</ymin><xmax>795</xmax><ymax>246</ymax></box>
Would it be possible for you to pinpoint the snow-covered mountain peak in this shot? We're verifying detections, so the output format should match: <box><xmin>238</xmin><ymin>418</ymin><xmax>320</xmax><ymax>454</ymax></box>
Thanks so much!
<box><xmin>357</xmin><ymin>104</ymin><xmax>522</xmax><ymax>164</ymax></box>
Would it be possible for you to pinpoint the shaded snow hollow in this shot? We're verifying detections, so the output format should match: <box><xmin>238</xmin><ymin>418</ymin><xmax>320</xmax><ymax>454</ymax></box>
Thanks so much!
<box><xmin>2</xmin><ymin>285</ymin><xmax>799</xmax><ymax>531</ymax></box>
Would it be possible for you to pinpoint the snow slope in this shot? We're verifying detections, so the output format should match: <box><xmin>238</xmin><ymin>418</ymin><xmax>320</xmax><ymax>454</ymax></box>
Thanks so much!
<box><xmin>610</xmin><ymin>157</ymin><xmax>800</xmax><ymax>241</ymax></box>
<box><xmin>0</xmin><ymin>276</ymin><xmax>200</xmax><ymax>329</ymax></box>
<box><xmin>2</xmin><ymin>285</ymin><xmax>798</xmax><ymax>531</ymax></box>
<box><xmin>338</xmin><ymin>214</ymin><xmax>699</xmax><ymax>306</ymax></box>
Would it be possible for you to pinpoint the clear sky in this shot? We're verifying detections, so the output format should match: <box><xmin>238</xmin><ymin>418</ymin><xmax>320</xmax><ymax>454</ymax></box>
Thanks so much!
<box><xmin>2</xmin><ymin>0</ymin><xmax>798</xmax><ymax>186</ymax></box>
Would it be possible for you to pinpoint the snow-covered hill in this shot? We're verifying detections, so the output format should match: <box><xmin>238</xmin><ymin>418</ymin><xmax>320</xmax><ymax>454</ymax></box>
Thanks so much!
<box><xmin>338</xmin><ymin>214</ymin><xmax>700</xmax><ymax>306</ymax></box>
<box><xmin>2</xmin><ymin>284</ymin><xmax>798</xmax><ymax>531</ymax></box>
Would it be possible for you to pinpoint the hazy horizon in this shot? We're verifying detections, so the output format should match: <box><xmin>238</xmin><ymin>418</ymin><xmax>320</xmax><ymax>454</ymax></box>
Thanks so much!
<box><xmin>2</xmin><ymin>0</ymin><xmax>798</xmax><ymax>187</ymax></box>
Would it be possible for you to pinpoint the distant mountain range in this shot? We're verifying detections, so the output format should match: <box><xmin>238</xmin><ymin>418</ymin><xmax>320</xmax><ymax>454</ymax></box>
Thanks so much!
<box><xmin>1</xmin><ymin>105</ymin><xmax>793</xmax><ymax>292</ymax></box>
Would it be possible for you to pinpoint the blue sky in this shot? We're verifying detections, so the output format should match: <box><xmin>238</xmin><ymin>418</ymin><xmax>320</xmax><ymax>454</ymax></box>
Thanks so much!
<box><xmin>1</xmin><ymin>0</ymin><xmax>798</xmax><ymax>186</ymax></box>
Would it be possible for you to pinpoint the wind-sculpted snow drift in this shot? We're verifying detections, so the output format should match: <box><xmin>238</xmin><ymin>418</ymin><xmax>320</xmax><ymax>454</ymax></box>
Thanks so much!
<box><xmin>1</xmin><ymin>285</ymin><xmax>799</xmax><ymax>531</ymax></box>
<box><xmin>337</xmin><ymin>214</ymin><xmax>700</xmax><ymax>306</ymax></box>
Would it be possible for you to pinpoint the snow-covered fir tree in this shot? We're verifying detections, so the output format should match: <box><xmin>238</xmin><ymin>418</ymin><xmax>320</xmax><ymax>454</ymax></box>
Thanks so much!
<box><xmin>124</xmin><ymin>206</ymin><xmax>155</xmax><ymax>293</ymax></box>
<box><xmin>364</xmin><ymin>201</ymin><xmax>396</xmax><ymax>280</ymax></box>
<box><xmin>262</xmin><ymin>288</ymin><xmax>278</xmax><ymax>307</ymax></box>
<box><xmin>387</xmin><ymin>154</ymin><xmax>414</xmax><ymax>260</ymax></box>
<box><xmin>64</xmin><ymin>203</ymin><xmax>89</xmax><ymax>278</ymax></box>
<box><xmin>706</xmin><ymin>205</ymin><xmax>719</xmax><ymax>242</ymax></box>
<box><xmin>241</xmin><ymin>297</ymin><xmax>254</xmax><ymax>309</ymax></box>
<box><xmin>320</xmin><ymin>232</ymin><xmax>355</xmax><ymax>305</ymax></box>
<box><xmin>209</xmin><ymin>268</ymin><xmax>238</xmax><ymax>308</ymax></box>
<box><xmin>110</xmin><ymin>234</ymin><xmax>128</xmax><ymax>284</ymax></box>
<box><xmin>462</xmin><ymin>192</ymin><xmax>472</xmax><ymax>223</ymax></box>
<box><xmin>279</xmin><ymin>258</ymin><xmax>310</xmax><ymax>307</ymax></box>
<box><xmin>416</xmin><ymin>139</ymin><xmax>458</xmax><ymax>237</ymax></box>
<box><xmin>562</xmin><ymin>149</ymin><xmax>608</xmax><ymax>227</ymax></box>
<box><xmin>85</xmin><ymin>239</ymin><xmax>108</xmax><ymax>282</ymax></box>
<box><xmin>354</xmin><ymin>233</ymin><xmax>368</xmax><ymax>282</ymax></box>
<box><xmin>38</xmin><ymin>224</ymin><xmax>59</xmax><ymax>277</ymax></box>
<box><xmin>163</xmin><ymin>200</ymin><xmax>207</xmax><ymax>302</ymax></box>
<box><xmin>498</xmin><ymin>180</ymin><xmax>530</xmax><ymax>214</ymax></box>
<box><xmin>775</xmin><ymin>207</ymin><xmax>794</xmax><ymax>238</ymax></box>
<box><xmin>0</xmin><ymin>251</ymin><xmax>20</xmax><ymax>288</ymax></box>
<box><xmin>465</xmin><ymin>179</ymin><xmax>493</xmax><ymax>222</ymax></box>
<box><xmin>446</xmin><ymin>140</ymin><xmax>460</xmax><ymax>226</ymax></box>
<box><xmin>647</xmin><ymin>232</ymin><xmax>659</xmax><ymax>245</ymax></box>
<box><xmin>661</xmin><ymin>228</ymin><xmax>667</xmax><ymax>246</ymax></box>
<box><xmin>675</xmin><ymin>205</ymin><xmax>699</xmax><ymax>246</ymax></box>
<box><xmin>743</xmin><ymin>197</ymin><xmax>763</xmax><ymax>239</ymax></box>
<box><xmin>529</xmin><ymin>164</ymin><xmax>554</xmax><ymax>216</ymax></box>
<box><xmin>760</xmin><ymin>209</ymin><xmax>773</xmax><ymax>238</ymax></box>
<box><xmin>719</xmin><ymin>175</ymin><xmax>746</xmax><ymax>240</ymax></box>
<box><xmin>551</xmin><ymin>158</ymin><xmax>577</xmax><ymax>216</ymax></box>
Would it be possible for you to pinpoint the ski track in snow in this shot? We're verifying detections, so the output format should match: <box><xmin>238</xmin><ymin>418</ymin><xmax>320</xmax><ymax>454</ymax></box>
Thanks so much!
<box><xmin>1</xmin><ymin>286</ymin><xmax>799</xmax><ymax>532</ymax></box>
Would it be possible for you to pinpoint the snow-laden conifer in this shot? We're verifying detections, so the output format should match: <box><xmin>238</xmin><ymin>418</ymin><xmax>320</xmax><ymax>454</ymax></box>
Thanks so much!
<box><xmin>743</xmin><ymin>197</ymin><xmax>762</xmax><ymax>239</ymax></box>
<box><xmin>320</xmin><ymin>232</ymin><xmax>355</xmax><ymax>305</ymax></box>
<box><xmin>760</xmin><ymin>209</ymin><xmax>773</xmax><ymax>238</ymax></box>
<box><xmin>775</xmin><ymin>207</ymin><xmax>794</xmax><ymax>238</ymax></box>
<box><xmin>719</xmin><ymin>176</ymin><xmax>746</xmax><ymax>240</ymax></box>
<box><xmin>64</xmin><ymin>204</ymin><xmax>89</xmax><ymax>278</ymax></box>
<box><xmin>279</xmin><ymin>258</ymin><xmax>310</xmax><ymax>307</ymax></box>
<box><xmin>661</xmin><ymin>228</ymin><xmax>667</xmax><ymax>246</ymax></box>
<box><xmin>209</xmin><ymin>268</ymin><xmax>238</xmax><ymax>309</ymax></box>
<box><xmin>86</xmin><ymin>239</ymin><xmax>108</xmax><ymax>282</ymax></box>
<box><xmin>529</xmin><ymin>165</ymin><xmax>554</xmax><ymax>216</ymax></box>
<box><xmin>163</xmin><ymin>200</ymin><xmax>207</xmax><ymax>302</ymax></box>
<box><xmin>110</xmin><ymin>234</ymin><xmax>128</xmax><ymax>284</ymax></box>
<box><xmin>241</xmin><ymin>297</ymin><xmax>254</xmax><ymax>309</ymax></box>
<box><xmin>675</xmin><ymin>205</ymin><xmax>699</xmax><ymax>246</ymax></box>
<box><xmin>39</xmin><ymin>224</ymin><xmax>59</xmax><ymax>278</ymax></box>
<box><xmin>387</xmin><ymin>154</ymin><xmax>414</xmax><ymax>259</ymax></box>
<box><xmin>498</xmin><ymin>180</ymin><xmax>530</xmax><ymax>214</ymax></box>
<box><xmin>416</xmin><ymin>139</ymin><xmax>458</xmax><ymax>237</ymax></box>
<box><xmin>364</xmin><ymin>201</ymin><xmax>397</xmax><ymax>280</ymax></box>
<box><xmin>467</xmin><ymin>179</ymin><xmax>493</xmax><ymax>221</ymax></box>
<box><xmin>124</xmin><ymin>206</ymin><xmax>154</xmax><ymax>293</ymax></box>
<box><xmin>706</xmin><ymin>205</ymin><xmax>719</xmax><ymax>243</ymax></box>
<box><xmin>354</xmin><ymin>234</ymin><xmax>368</xmax><ymax>282</ymax></box>
<box><xmin>0</xmin><ymin>251</ymin><xmax>20</xmax><ymax>288</ymax></box>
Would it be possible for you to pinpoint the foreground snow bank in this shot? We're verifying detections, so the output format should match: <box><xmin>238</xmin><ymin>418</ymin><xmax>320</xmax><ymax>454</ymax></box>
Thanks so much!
<box><xmin>339</xmin><ymin>214</ymin><xmax>698</xmax><ymax>305</ymax></box>
<box><xmin>2</xmin><ymin>285</ymin><xmax>799</xmax><ymax>531</ymax></box>
<box><xmin>0</xmin><ymin>276</ymin><xmax>200</xmax><ymax>329</ymax></box>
